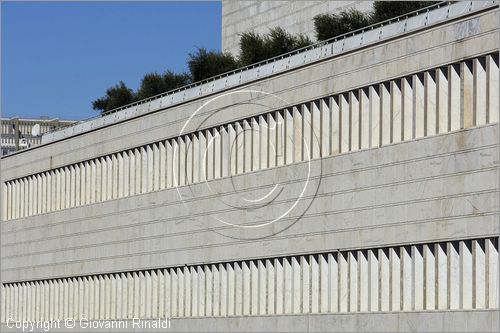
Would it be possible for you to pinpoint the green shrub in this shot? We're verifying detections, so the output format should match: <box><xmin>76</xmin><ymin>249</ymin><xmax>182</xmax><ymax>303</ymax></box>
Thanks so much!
<box><xmin>265</xmin><ymin>27</ymin><xmax>311</xmax><ymax>57</ymax></box>
<box><xmin>187</xmin><ymin>48</ymin><xmax>239</xmax><ymax>82</ymax></box>
<box><xmin>371</xmin><ymin>1</ymin><xmax>438</xmax><ymax>23</ymax></box>
<box><xmin>314</xmin><ymin>2</ymin><xmax>438</xmax><ymax>41</ymax></box>
<box><xmin>239</xmin><ymin>31</ymin><xmax>270</xmax><ymax>66</ymax></box>
<box><xmin>313</xmin><ymin>8</ymin><xmax>371</xmax><ymax>41</ymax></box>
<box><xmin>136</xmin><ymin>71</ymin><xmax>191</xmax><ymax>100</ymax></box>
<box><xmin>239</xmin><ymin>27</ymin><xmax>312</xmax><ymax>66</ymax></box>
<box><xmin>92</xmin><ymin>81</ymin><xmax>136</xmax><ymax>113</ymax></box>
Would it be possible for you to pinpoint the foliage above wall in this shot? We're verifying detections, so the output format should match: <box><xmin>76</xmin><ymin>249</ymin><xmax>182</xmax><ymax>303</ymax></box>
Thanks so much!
<box><xmin>91</xmin><ymin>81</ymin><xmax>135</xmax><ymax>113</ymax></box>
<box><xmin>239</xmin><ymin>27</ymin><xmax>312</xmax><ymax>66</ymax></box>
<box><xmin>371</xmin><ymin>1</ymin><xmax>438</xmax><ymax>23</ymax></box>
<box><xmin>314</xmin><ymin>1</ymin><xmax>438</xmax><ymax>41</ymax></box>
<box><xmin>136</xmin><ymin>71</ymin><xmax>191</xmax><ymax>101</ymax></box>
<box><xmin>313</xmin><ymin>9</ymin><xmax>371</xmax><ymax>41</ymax></box>
<box><xmin>187</xmin><ymin>48</ymin><xmax>240</xmax><ymax>82</ymax></box>
<box><xmin>92</xmin><ymin>1</ymin><xmax>438</xmax><ymax>113</ymax></box>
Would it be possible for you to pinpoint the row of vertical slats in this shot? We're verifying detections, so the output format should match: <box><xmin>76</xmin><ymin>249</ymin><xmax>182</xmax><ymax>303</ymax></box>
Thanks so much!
<box><xmin>1</xmin><ymin>238</ymin><xmax>498</xmax><ymax>321</ymax></box>
<box><xmin>2</xmin><ymin>54</ymin><xmax>499</xmax><ymax>221</ymax></box>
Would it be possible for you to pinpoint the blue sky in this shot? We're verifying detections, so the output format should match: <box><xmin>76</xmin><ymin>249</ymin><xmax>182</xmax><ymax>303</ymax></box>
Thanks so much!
<box><xmin>1</xmin><ymin>1</ymin><xmax>222</xmax><ymax>120</ymax></box>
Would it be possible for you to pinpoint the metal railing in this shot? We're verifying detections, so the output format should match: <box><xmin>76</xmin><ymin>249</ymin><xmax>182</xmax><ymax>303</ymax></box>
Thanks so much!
<box><xmin>42</xmin><ymin>1</ymin><xmax>497</xmax><ymax>143</ymax></box>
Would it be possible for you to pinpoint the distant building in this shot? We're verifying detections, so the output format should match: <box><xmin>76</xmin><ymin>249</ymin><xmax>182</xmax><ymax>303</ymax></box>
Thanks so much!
<box><xmin>0</xmin><ymin>117</ymin><xmax>76</xmax><ymax>155</ymax></box>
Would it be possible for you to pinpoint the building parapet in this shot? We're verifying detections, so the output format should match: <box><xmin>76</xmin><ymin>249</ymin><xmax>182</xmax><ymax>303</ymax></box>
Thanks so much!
<box><xmin>3</xmin><ymin>53</ymin><xmax>499</xmax><ymax>221</ymax></box>
<box><xmin>1</xmin><ymin>237</ymin><xmax>497</xmax><ymax>321</ymax></box>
